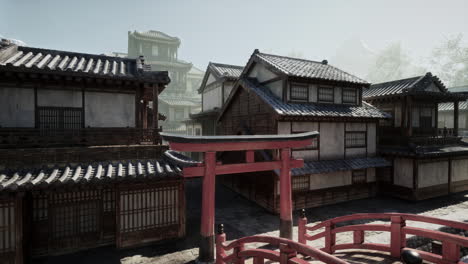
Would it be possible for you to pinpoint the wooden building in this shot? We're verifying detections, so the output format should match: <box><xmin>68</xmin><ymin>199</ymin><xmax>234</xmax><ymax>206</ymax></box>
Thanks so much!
<box><xmin>438</xmin><ymin>85</ymin><xmax>468</xmax><ymax>137</ymax></box>
<box><xmin>217</xmin><ymin>49</ymin><xmax>390</xmax><ymax>213</ymax></box>
<box><xmin>0</xmin><ymin>39</ymin><xmax>187</xmax><ymax>263</ymax></box>
<box><xmin>127</xmin><ymin>30</ymin><xmax>204</xmax><ymax>134</ymax></box>
<box><xmin>363</xmin><ymin>73</ymin><xmax>468</xmax><ymax>200</ymax></box>
<box><xmin>185</xmin><ymin>62</ymin><xmax>243</xmax><ymax>137</ymax></box>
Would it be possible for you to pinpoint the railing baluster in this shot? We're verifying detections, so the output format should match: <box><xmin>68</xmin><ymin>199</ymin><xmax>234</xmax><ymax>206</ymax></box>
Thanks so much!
<box><xmin>253</xmin><ymin>257</ymin><xmax>264</xmax><ymax>264</ymax></box>
<box><xmin>353</xmin><ymin>230</ymin><xmax>364</xmax><ymax>245</ymax></box>
<box><xmin>298</xmin><ymin>209</ymin><xmax>307</xmax><ymax>244</ymax></box>
<box><xmin>442</xmin><ymin>241</ymin><xmax>459</xmax><ymax>263</ymax></box>
<box><xmin>234</xmin><ymin>242</ymin><xmax>245</xmax><ymax>264</ymax></box>
<box><xmin>324</xmin><ymin>221</ymin><xmax>335</xmax><ymax>253</ymax></box>
<box><xmin>215</xmin><ymin>224</ymin><xmax>226</xmax><ymax>264</ymax></box>
<box><xmin>390</xmin><ymin>216</ymin><xmax>405</xmax><ymax>258</ymax></box>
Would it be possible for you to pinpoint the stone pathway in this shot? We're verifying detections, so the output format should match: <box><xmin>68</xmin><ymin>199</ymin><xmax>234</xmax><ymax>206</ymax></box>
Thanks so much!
<box><xmin>38</xmin><ymin>179</ymin><xmax>468</xmax><ymax>264</ymax></box>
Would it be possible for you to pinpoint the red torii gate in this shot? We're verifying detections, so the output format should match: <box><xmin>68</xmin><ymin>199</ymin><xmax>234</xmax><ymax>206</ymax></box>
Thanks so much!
<box><xmin>161</xmin><ymin>131</ymin><xmax>318</xmax><ymax>263</ymax></box>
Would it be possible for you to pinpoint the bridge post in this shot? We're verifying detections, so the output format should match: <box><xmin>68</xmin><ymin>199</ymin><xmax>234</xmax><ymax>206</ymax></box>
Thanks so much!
<box><xmin>298</xmin><ymin>209</ymin><xmax>307</xmax><ymax>244</ymax></box>
<box><xmin>199</xmin><ymin>151</ymin><xmax>216</xmax><ymax>263</ymax></box>
<box><xmin>279</xmin><ymin>148</ymin><xmax>293</xmax><ymax>239</ymax></box>
<box><xmin>324</xmin><ymin>221</ymin><xmax>335</xmax><ymax>253</ymax></box>
<box><xmin>390</xmin><ymin>216</ymin><xmax>405</xmax><ymax>258</ymax></box>
<box><xmin>215</xmin><ymin>224</ymin><xmax>226</xmax><ymax>264</ymax></box>
<box><xmin>442</xmin><ymin>241</ymin><xmax>460</xmax><ymax>263</ymax></box>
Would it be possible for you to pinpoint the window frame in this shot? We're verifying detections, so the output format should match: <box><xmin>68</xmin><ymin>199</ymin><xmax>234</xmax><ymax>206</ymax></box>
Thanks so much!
<box><xmin>345</xmin><ymin>131</ymin><xmax>367</xmax><ymax>148</ymax></box>
<box><xmin>342</xmin><ymin>88</ymin><xmax>357</xmax><ymax>105</ymax></box>
<box><xmin>317</xmin><ymin>86</ymin><xmax>334</xmax><ymax>103</ymax></box>
<box><xmin>289</xmin><ymin>83</ymin><xmax>309</xmax><ymax>102</ymax></box>
<box><xmin>352</xmin><ymin>169</ymin><xmax>367</xmax><ymax>184</ymax></box>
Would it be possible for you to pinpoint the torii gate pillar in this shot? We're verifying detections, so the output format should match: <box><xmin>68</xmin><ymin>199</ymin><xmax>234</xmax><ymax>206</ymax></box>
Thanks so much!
<box><xmin>160</xmin><ymin>132</ymin><xmax>319</xmax><ymax>263</ymax></box>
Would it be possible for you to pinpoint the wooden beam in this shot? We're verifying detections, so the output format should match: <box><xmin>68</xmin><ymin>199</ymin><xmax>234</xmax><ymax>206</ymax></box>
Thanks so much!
<box><xmin>182</xmin><ymin>159</ymin><xmax>304</xmax><ymax>177</ymax></box>
<box><xmin>168</xmin><ymin>138</ymin><xmax>314</xmax><ymax>152</ymax></box>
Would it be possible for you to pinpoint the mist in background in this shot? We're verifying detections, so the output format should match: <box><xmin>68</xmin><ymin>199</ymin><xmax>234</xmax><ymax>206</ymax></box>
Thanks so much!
<box><xmin>1</xmin><ymin>0</ymin><xmax>468</xmax><ymax>86</ymax></box>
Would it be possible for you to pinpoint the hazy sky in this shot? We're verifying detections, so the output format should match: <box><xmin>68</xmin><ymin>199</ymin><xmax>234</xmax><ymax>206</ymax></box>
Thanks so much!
<box><xmin>1</xmin><ymin>0</ymin><xmax>468</xmax><ymax>72</ymax></box>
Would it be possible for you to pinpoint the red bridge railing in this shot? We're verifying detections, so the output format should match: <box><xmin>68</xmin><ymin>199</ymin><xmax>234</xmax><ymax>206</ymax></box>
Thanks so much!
<box><xmin>298</xmin><ymin>211</ymin><xmax>468</xmax><ymax>264</ymax></box>
<box><xmin>216</xmin><ymin>224</ymin><xmax>349</xmax><ymax>264</ymax></box>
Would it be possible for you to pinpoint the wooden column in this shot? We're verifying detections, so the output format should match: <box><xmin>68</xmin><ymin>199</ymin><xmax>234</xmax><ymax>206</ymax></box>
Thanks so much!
<box><xmin>152</xmin><ymin>84</ymin><xmax>159</xmax><ymax>129</ymax></box>
<box><xmin>406</xmin><ymin>96</ymin><xmax>413</xmax><ymax>137</ymax></box>
<box><xmin>454</xmin><ymin>101</ymin><xmax>459</xmax><ymax>136</ymax></box>
<box><xmin>15</xmin><ymin>193</ymin><xmax>24</xmax><ymax>264</ymax></box>
<box><xmin>199</xmin><ymin>151</ymin><xmax>216</xmax><ymax>263</ymax></box>
<box><xmin>142</xmin><ymin>101</ymin><xmax>148</xmax><ymax>129</ymax></box>
<box><xmin>279</xmin><ymin>148</ymin><xmax>292</xmax><ymax>239</ymax></box>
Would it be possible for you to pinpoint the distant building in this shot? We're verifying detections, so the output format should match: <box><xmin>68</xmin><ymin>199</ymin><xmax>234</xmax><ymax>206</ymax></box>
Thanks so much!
<box><xmin>364</xmin><ymin>73</ymin><xmax>468</xmax><ymax>200</ymax></box>
<box><xmin>127</xmin><ymin>30</ymin><xmax>204</xmax><ymax>133</ymax></box>
<box><xmin>439</xmin><ymin>85</ymin><xmax>468</xmax><ymax>136</ymax></box>
<box><xmin>185</xmin><ymin>62</ymin><xmax>243</xmax><ymax>137</ymax></box>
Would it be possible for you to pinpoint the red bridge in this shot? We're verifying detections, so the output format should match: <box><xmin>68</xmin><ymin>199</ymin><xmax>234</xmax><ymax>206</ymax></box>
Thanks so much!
<box><xmin>216</xmin><ymin>212</ymin><xmax>468</xmax><ymax>264</ymax></box>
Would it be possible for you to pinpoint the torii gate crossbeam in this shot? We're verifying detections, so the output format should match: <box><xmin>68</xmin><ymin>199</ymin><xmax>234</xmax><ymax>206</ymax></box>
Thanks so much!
<box><xmin>160</xmin><ymin>132</ymin><xmax>319</xmax><ymax>263</ymax></box>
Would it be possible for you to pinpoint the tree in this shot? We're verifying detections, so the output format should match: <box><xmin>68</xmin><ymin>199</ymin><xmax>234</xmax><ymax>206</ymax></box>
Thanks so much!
<box><xmin>429</xmin><ymin>34</ymin><xmax>468</xmax><ymax>87</ymax></box>
<box><xmin>366</xmin><ymin>42</ymin><xmax>425</xmax><ymax>83</ymax></box>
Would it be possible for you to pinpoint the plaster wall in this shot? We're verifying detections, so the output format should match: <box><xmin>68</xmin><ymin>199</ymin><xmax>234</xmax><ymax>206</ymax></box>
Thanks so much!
<box><xmin>412</xmin><ymin>107</ymin><xmax>420</xmax><ymax>127</ymax></box>
<box><xmin>320</xmin><ymin>122</ymin><xmax>344</xmax><ymax>160</ymax></box>
<box><xmin>37</xmin><ymin>88</ymin><xmax>82</xmax><ymax>107</ymax></box>
<box><xmin>394</xmin><ymin>102</ymin><xmax>402</xmax><ymax>127</ymax></box>
<box><xmin>248</xmin><ymin>63</ymin><xmax>277</xmax><ymax>82</ymax></box>
<box><xmin>367</xmin><ymin>123</ymin><xmax>377</xmax><ymax>156</ymax></box>
<box><xmin>451</xmin><ymin>159</ymin><xmax>468</xmax><ymax>182</ymax></box>
<box><xmin>0</xmin><ymin>87</ymin><xmax>34</xmax><ymax>127</ymax></box>
<box><xmin>223</xmin><ymin>83</ymin><xmax>234</xmax><ymax>103</ymax></box>
<box><xmin>334</xmin><ymin>87</ymin><xmax>342</xmax><ymax>104</ymax></box>
<box><xmin>367</xmin><ymin>168</ymin><xmax>376</xmax><ymax>182</ymax></box>
<box><xmin>309</xmin><ymin>85</ymin><xmax>317</xmax><ymax>102</ymax></box>
<box><xmin>394</xmin><ymin>158</ymin><xmax>413</xmax><ymax>188</ymax></box>
<box><xmin>292</xmin><ymin>149</ymin><xmax>318</xmax><ymax>161</ymax></box>
<box><xmin>266</xmin><ymin>80</ymin><xmax>283</xmax><ymax>99</ymax></box>
<box><xmin>85</xmin><ymin>92</ymin><xmax>135</xmax><ymax>127</ymax></box>
<box><xmin>277</xmin><ymin>121</ymin><xmax>290</xmax><ymax>134</ymax></box>
<box><xmin>292</xmin><ymin>122</ymin><xmax>318</xmax><ymax>132</ymax></box>
<box><xmin>418</xmin><ymin>161</ymin><xmax>448</xmax><ymax>188</ymax></box>
<box><xmin>346</xmin><ymin>148</ymin><xmax>366</xmax><ymax>158</ymax></box>
<box><xmin>202</xmin><ymin>85</ymin><xmax>222</xmax><ymax>111</ymax></box>
<box><xmin>309</xmin><ymin>170</ymin><xmax>351</xmax><ymax>190</ymax></box>
<box><xmin>346</xmin><ymin>123</ymin><xmax>366</xmax><ymax>131</ymax></box>
<box><xmin>206</xmin><ymin>73</ymin><xmax>216</xmax><ymax>86</ymax></box>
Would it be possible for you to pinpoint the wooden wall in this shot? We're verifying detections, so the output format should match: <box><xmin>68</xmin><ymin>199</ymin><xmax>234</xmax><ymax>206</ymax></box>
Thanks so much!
<box><xmin>219</xmin><ymin>87</ymin><xmax>276</xmax><ymax>135</ymax></box>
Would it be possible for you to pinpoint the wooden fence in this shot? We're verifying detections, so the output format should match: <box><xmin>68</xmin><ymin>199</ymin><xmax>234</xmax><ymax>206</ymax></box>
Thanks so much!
<box><xmin>298</xmin><ymin>212</ymin><xmax>468</xmax><ymax>264</ymax></box>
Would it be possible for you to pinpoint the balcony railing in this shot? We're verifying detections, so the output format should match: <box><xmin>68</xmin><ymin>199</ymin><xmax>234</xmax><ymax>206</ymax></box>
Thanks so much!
<box><xmin>0</xmin><ymin>128</ymin><xmax>161</xmax><ymax>148</ymax></box>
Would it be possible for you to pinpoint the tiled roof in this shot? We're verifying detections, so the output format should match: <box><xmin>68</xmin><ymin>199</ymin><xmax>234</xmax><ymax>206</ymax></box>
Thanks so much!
<box><xmin>131</xmin><ymin>30</ymin><xmax>180</xmax><ymax>43</ymax></box>
<box><xmin>0</xmin><ymin>41</ymin><xmax>169</xmax><ymax>83</ymax></box>
<box><xmin>380</xmin><ymin>143</ymin><xmax>468</xmax><ymax>157</ymax></box>
<box><xmin>254</xmin><ymin>51</ymin><xmax>368</xmax><ymax>85</ymax></box>
<box><xmin>448</xmin><ymin>85</ymin><xmax>468</xmax><ymax>93</ymax></box>
<box><xmin>210</xmin><ymin>62</ymin><xmax>244</xmax><ymax>79</ymax></box>
<box><xmin>364</xmin><ymin>72</ymin><xmax>453</xmax><ymax>99</ymax></box>
<box><xmin>292</xmin><ymin>157</ymin><xmax>391</xmax><ymax>176</ymax></box>
<box><xmin>239</xmin><ymin>78</ymin><xmax>390</xmax><ymax>119</ymax></box>
<box><xmin>0</xmin><ymin>151</ymin><xmax>197</xmax><ymax>192</ymax></box>
<box><xmin>439</xmin><ymin>101</ymin><xmax>468</xmax><ymax>111</ymax></box>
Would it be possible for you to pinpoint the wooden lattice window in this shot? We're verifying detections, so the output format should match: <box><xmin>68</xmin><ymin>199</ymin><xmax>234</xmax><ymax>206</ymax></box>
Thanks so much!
<box><xmin>292</xmin><ymin>175</ymin><xmax>310</xmax><ymax>191</ymax></box>
<box><xmin>119</xmin><ymin>185</ymin><xmax>179</xmax><ymax>234</ymax></box>
<box><xmin>342</xmin><ymin>88</ymin><xmax>357</xmax><ymax>104</ymax></box>
<box><xmin>32</xmin><ymin>192</ymin><xmax>48</xmax><ymax>221</ymax></box>
<box><xmin>0</xmin><ymin>199</ymin><xmax>16</xmax><ymax>254</ymax></box>
<box><xmin>345</xmin><ymin>131</ymin><xmax>366</xmax><ymax>148</ymax></box>
<box><xmin>38</xmin><ymin>106</ymin><xmax>83</xmax><ymax>130</ymax></box>
<box><xmin>352</xmin><ymin>169</ymin><xmax>367</xmax><ymax>184</ymax></box>
<box><xmin>290</xmin><ymin>84</ymin><xmax>308</xmax><ymax>101</ymax></box>
<box><xmin>318</xmin><ymin>87</ymin><xmax>334</xmax><ymax>102</ymax></box>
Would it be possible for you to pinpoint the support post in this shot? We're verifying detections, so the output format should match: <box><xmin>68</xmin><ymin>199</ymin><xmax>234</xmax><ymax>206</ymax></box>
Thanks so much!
<box><xmin>390</xmin><ymin>216</ymin><xmax>405</xmax><ymax>258</ymax></box>
<box><xmin>152</xmin><ymin>84</ymin><xmax>159</xmax><ymax>144</ymax></box>
<box><xmin>142</xmin><ymin>100</ymin><xmax>148</xmax><ymax>129</ymax></box>
<box><xmin>324</xmin><ymin>221</ymin><xmax>335</xmax><ymax>253</ymax></box>
<box><xmin>279</xmin><ymin>148</ymin><xmax>292</xmax><ymax>239</ymax></box>
<box><xmin>454</xmin><ymin>101</ymin><xmax>459</xmax><ymax>137</ymax></box>
<box><xmin>199</xmin><ymin>151</ymin><xmax>216</xmax><ymax>263</ymax></box>
<box><xmin>298</xmin><ymin>209</ymin><xmax>307</xmax><ymax>244</ymax></box>
<box><xmin>442</xmin><ymin>241</ymin><xmax>460</xmax><ymax>262</ymax></box>
<box><xmin>406</xmin><ymin>96</ymin><xmax>413</xmax><ymax>137</ymax></box>
<box><xmin>215</xmin><ymin>224</ymin><xmax>226</xmax><ymax>264</ymax></box>
<box><xmin>15</xmin><ymin>193</ymin><xmax>24</xmax><ymax>264</ymax></box>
